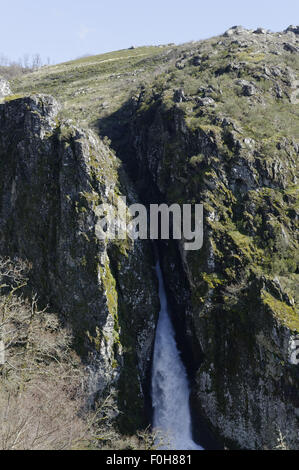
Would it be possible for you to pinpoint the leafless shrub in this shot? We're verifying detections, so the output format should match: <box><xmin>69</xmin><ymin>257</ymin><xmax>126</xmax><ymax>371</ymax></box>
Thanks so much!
<box><xmin>0</xmin><ymin>373</ymin><xmax>87</xmax><ymax>450</ymax></box>
<box><xmin>0</xmin><ymin>257</ymin><xmax>89</xmax><ymax>450</ymax></box>
<box><xmin>0</xmin><ymin>257</ymin><xmax>163</xmax><ymax>450</ymax></box>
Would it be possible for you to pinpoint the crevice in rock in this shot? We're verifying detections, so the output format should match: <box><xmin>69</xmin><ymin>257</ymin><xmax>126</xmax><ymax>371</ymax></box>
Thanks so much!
<box><xmin>96</xmin><ymin>102</ymin><xmax>222</xmax><ymax>447</ymax></box>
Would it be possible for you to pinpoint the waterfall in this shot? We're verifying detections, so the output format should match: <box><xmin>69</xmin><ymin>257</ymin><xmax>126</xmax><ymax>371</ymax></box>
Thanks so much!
<box><xmin>151</xmin><ymin>259</ymin><xmax>203</xmax><ymax>450</ymax></box>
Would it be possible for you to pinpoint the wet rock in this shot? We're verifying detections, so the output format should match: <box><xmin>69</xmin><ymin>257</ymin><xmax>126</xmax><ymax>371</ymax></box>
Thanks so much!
<box><xmin>236</xmin><ymin>79</ymin><xmax>257</xmax><ymax>96</ymax></box>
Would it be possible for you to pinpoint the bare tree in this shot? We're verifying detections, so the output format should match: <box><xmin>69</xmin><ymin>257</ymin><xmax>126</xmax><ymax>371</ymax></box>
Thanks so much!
<box><xmin>0</xmin><ymin>257</ymin><xmax>166</xmax><ymax>450</ymax></box>
<box><xmin>31</xmin><ymin>53</ymin><xmax>42</xmax><ymax>70</ymax></box>
<box><xmin>0</xmin><ymin>257</ymin><xmax>89</xmax><ymax>450</ymax></box>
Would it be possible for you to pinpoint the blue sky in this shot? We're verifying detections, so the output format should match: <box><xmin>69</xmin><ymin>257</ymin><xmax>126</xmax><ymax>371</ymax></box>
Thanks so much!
<box><xmin>1</xmin><ymin>0</ymin><xmax>298</xmax><ymax>65</ymax></box>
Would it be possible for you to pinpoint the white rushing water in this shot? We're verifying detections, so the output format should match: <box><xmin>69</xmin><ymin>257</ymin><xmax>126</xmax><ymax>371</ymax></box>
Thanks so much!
<box><xmin>151</xmin><ymin>259</ymin><xmax>203</xmax><ymax>450</ymax></box>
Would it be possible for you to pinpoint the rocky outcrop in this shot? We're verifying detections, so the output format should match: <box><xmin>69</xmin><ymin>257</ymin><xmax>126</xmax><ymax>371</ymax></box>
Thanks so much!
<box><xmin>1</xmin><ymin>26</ymin><xmax>299</xmax><ymax>449</ymax></box>
<box><xmin>285</xmin><ymin>25</ymin><xmax>299</xmax><ymax>35</ymax></box>
<box><xmin>126</xmin><ymin>33</ymin><xmax>299</xmax><ymax>447</ymax></box>
<box><xmin>0</xmin><ymin>95</ymin><xmax>159</xmax><ymax>432</ymax></box>
<box><xmin>0</xmin><ymin>77</ymin><xmax>11</xmax><ymax>97</ymax></box>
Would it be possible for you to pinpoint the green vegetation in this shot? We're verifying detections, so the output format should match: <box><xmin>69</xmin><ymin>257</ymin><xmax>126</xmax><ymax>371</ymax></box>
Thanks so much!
<box><xmin>0</xmin><ymin>257</ymin><xmax>160</xmax><ymax>450</ymax></box>
<box><xmin>3</xmin><ymin>27</ymin><xmax>299</xmax><ymax>449</ymax></box>
<box><xmin>11</xmin><ymin>46</ymin><xmax>174</xmax><ymax>131</ymax></box>
<box><xmin>262</xmin><ymin>290</ymin><xmax>299</xmax><ymax>331</ymax></box>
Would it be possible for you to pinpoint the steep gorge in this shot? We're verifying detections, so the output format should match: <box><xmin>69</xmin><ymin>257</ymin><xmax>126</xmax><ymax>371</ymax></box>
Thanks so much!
<box><xmin>98</xmin><ymin>28</ymin><xmax>299</xmax><ymax>448</ymax></box>
<box><xmin>127</xmin><ymin>98</ymin><xmax>299</xmax><ymax>449</ymax></box>
<box><xmin>0</xmin><ymin>26</ymin><xmax>298</xmax><ymax>450</ymax></box>
<box><xmin>0</xmin><ymin>95</ymin><xmax>159</xmax><ymax>434</ymax></box>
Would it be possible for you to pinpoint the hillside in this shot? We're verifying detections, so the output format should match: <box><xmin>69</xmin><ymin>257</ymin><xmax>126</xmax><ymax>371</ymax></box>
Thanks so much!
<box><xmin>11</xmin><ymin>45</ymin><xmax>176</xmax><ymax>130</ymax></box>
<box><xmin>0</xmin><ymin>25</ymin><xmax>298</xmax><ymax>450</ymax></box>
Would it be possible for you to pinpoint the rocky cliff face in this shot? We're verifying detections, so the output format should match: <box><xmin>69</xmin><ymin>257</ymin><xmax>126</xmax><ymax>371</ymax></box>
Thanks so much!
<box><xmin>1</xmin><ymin>26</ymin><xmax>299</xmax><ymax>449</ymax></box>
<box><xmin>0</xmin><ymin>95</ymin><xmax>159</xmax><ymax>432</ymax></box>
<box><xmin>130</xmin><ymin>113</ymin><xmax>299</xmax><ymax>449</ymax></box>
<box><xmin>126</xmin><ymin>27</ymin><xmax>299</xmax><ymax>449</ymax></box>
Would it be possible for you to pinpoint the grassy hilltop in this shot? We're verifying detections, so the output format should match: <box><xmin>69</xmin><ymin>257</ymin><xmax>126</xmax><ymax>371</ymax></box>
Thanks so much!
<box><xmin>1</xmin><ymin>25</ymin><xmax>299</xmax><ymax>449</ymax></box>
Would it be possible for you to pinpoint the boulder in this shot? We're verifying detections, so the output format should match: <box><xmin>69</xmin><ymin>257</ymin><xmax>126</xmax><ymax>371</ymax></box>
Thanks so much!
<box><xmin>224</xmin><ymin>25</ymin><xmax>246</xmax><ymax>37</ymax></box>
<box><xmin>285</xmin><ymin>25</ymin><xmax>299</xmax><ymax>35</ymax></box>
<box><xmin>197</xmin><ymin>97</ymin><xmax>215</xmax><ymax>106</ymax></box>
